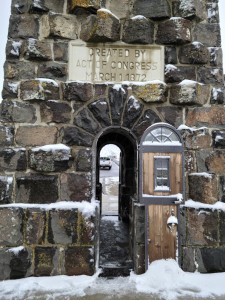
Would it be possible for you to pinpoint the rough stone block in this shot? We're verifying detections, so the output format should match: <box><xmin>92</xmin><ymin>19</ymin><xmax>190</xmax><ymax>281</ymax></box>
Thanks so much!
<box><xmin>48</xmin><ymin>14</ymin><xmax>79</xmax><ymax>40</ymax></box>
<box><xmin>181</xmin><ymin>247</ymin><xmax>196</xmax><ymax>272</ymax></box>
<box><xmin>16</xmin><ymin>175</ymin><xmax>58</xmax><ymax>204</ymax></box>
<box><xmin>4</xmin><ymin>61</ymin><xmax>36</xmax><ymax>81</ymax></box>
<box><xmin>184</xmin><ymin>150</ymin><xmax>196</xmax><ymax>173</ymax></box>
<box><xmin>43</xmin><ymin>0</ymin><xmax>64</xmax><ymax>13</ymax></box>
<box><xmin>210</xmin><ymin>87</ymin><xmax>224</xmax><ymax>104</ymax></box>
<box><xmin>24</xmin><ymin>39</ymin><xmax>52</xmax><ymax>61</ymax></box>
<box><xmin>62</xmin><ymin>126</ymin><xmax>94</xmax><ymax>147</ymax></box>
<box><xmin>109</xmin><ymin>85</ymin><xmax>128</xmax><ymax>125</ymax></box>
<box><xmin>196</xmin><ymin>149</ymin><xmax>211</xmax><ymax>173</ymax></box>
<box><xmin>76</xmin><ymin>149</ymin><xmax>92</xmax><ymax>172</ymax></box>
<box><xmin>34</xmin><ymin>247</ymin><xmax>57</xmax><ymax>276</ymax></box>
<box><xmin>104</xmin><ymin>0</ymin><xmax>133</xmax><ymax>19</ymax></box>
<box><xmin>0</xmin><ymin>176</ymin><xmax>13</xmax><ymax>204</ymax></box>
<box><xmin>176</xmin><ymin>0</ymin><xmax>206</xmax><ymax>21</ymax></box>
<box><xmin>165</xmin><ymin>46</ymin><xmax>177</xmax><ymax>64</ymax></box>
<box><xmin>219</xmin><ymin>177</ymin><xmax>225</xmax><ymax>202</ymax></box>
<box><xmin>68</xmin><ymin>0</ymin><xmax>100</xmax><ymax>13</ymax></box>
<box><xmin>0</xmin><ymin>249</ymin><xmax>12</xmax><ymax>280</ymax></box>
<box><xmin>132</xmin><ymin>82</ymin><xmax>167</xmax><ymax>103</ymax></box>
<box><xmin>53</xmin><ymin>42</ymin><xmax>69</xmax><ymax>62</ymax></box>
<box><xmin>29</xmin><ymin>144</ymin><xmax>71</xmax><ymax>172</ymax></box>
<box><xmin>188</xmin><ymin>173</ymin><xmax>218</xmax><ymax>204</ymax></box>
<box><xmin>8</xmin><ymin>15</ymin><xmax>39</xmax><ymax>39</ymax></box>
<box><xmin>219</xmin><ymin>211</ymin><xmax>225</xmax><ymax>243</ymax></box>
<box><xmin>134</xmin><ymin>204</ymin><xmax>145</xmax><ymax>243</ymax></box>
<box><xmin>0</xmin><ymin>208</ymin><xmax>23</xmax><ymax>246</ymax></box>
<box><xmin>133</xmin><ymin>243</ymin><xmax>145</xmax><ymax>275</ymax></box>
<box><xmin>63</xmin><ymin>82</ymin><xmax>94</xmax><ymax>102</ymax></box>
<box><xmin>28</xmin><ymin>0</ymin><xmax>49</xmax><ymax>13</ymax></box>
<box><xmin>15</xmin><ymin>126</ymin><xmax>58</xmax><ymax>146</ymax></box>
<box><xmin>65</xmin><ymin>247</ymin><xmax>94</xmax><ymax>275</ymax></box>
<box><xmin>37</xmin><ymin>62</ymin><xmax>67</xmax><ymax>80</ymax></box>
<box><xmin>196</xmin><ymin>248</ymin><xmax>225</xmax><ymax>273</ymax></box>
<box><xmin>133</xmin><ymin>0</ymin><xmax>170</xmax><ymax>20</ymax></box>
<box><xmin>60</xmin><ymin>173</ymin><xmax>92</xmax><ymax>202</ymax></box>
<box><xmin>0</xmin><ymin>247</ymin><xmax>32</xmax><ymax>280</ymax></box>
<box><xmin>156</xmin><ymin>18</ymin><xmax>191</xmax><ymax>45</ymax></box>
<box><xmin>6</xmin><ymin>40</ymin><xmax>23</xmax><ymax>59</ymax></box>
<box><xmin>186</xmin><ymin>208</ymin><xmax>218</xmax><ymax>246</ymax></box>
<box><xmin>156</xmin><ymin>106</ymin><xmax>183</xmax><ymax>128</ymax></box>
<box><xmin>123</xmin><ymin>96</ymin><xmax>144</xmax><ymax>128</ymax></box>
<box><xmin>178</xmin><ymin>42</ymin><xmax>209</xmax><ymax>64</ymax></box>
<box><xmin>48</xmin><ymin>209</ymin><xmax>78</xmax><ymax>244</ymax></box>
<box><xmin>78</xmin><ymin>213</ymin><xmax>95</xmax><ymax>245</ymax></box>
<box><xmin>0</xmin><ymin>126</ymin><xmax>14</xmax><ymax>146</ymax></box>
<box><xmin>11</xmin><ymin>0</ymin><xmax>29</xmax><ymax>14</ymax></box>
<box><xmin>88</xmin><ymin>99</ymin><xmax>111</xmax><ymax>127</ymax></box>
<box><xmin>74</xmin><ymin>108</ymin><xmax>101</xmax><ymax>134</ymax></box>
<box><xmin>25</xmin><ymin>209</ymin><xmax>46</xmax><ymax>245</ymax></box>
<box><xmin>133</xmin><ymin>109</ymin><xmax>161</xmax><ymax>138</ymax></box>
<box><xmin>169</xmin><ymin>80</ymin><xmax>210</xmax><ymax>106</ymax></box>
<box><xmin>0</xmin><ymin>100</ymin><xmax>37</xmax><ymax>123</ymax></box>
<box><xmin>80</xmin><ymin>9</ymin><xmax>120</xmax><ymax>42</ymax></box>
<box><xmin>186</xmin><ymin>107</ymin><xmax>225</xmax><ymax>127</ymax></box>
<box><xmin>0</xmin><ymin>148</ymin><xmax>27</xmax><ymax>172</ymax></box>
<box><xmin>179</xmin><ymin>127</ymin><xmax>211</xmax><ymax>150</ymax></box>
<box><xmin>206</xmin><ymin>2</ymin><xmax>220</xmax><ymax>24</ymax></box>
<box><xmin>209</xmin><ymin>47</ymin><xmax>223</xmax><ymax>67</ymax></box>
<box><xmin>165</xmin><ymin>65</ymin><xmax>196</xmax><ymax>83</ymax></box>
<box><xmin>212</xmin><ymin>130</ymin><xmax>225</xmax><ymax>148</ymax></box>
<box><xmin>40</xmin><ymin>101</ymin><xmax>72</xmax><ymax>124</ymax></box>
<box><xmin>2</xmin><ymin>81</ymin><xmax>19</xmax><ymax>99</ymax></box>
<box><xmin>122</xmin><ymin>16</ymin><xmax>154</xmax><ymax>44</ymax></box>
<box><xmin>179</xmin><ymin>207</ymin><xmax>187</xmax><ymax>246</ymax></box>
<box><xmin>197</xmin><ymin>67</ymin><xmax>224</xmax><ymax>85</ymax></box>
<box><xmin>192</xmin><ymin>24</ymin><xmax>221</xmax><ymax>47</ymax></box>
<box><xmin>205</xmin><ymin>150</ymin><xmax>225</xmax><ymax>176</ymax></box>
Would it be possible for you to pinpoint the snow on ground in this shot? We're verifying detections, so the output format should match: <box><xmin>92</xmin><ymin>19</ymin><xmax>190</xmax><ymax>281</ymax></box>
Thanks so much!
<box><xmin>1</xmin><ymin>259</ymin><xmax>225</xmax><ymax>300</ymax></box>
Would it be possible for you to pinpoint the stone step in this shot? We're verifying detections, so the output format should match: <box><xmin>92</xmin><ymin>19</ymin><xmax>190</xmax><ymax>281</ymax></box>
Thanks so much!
<box><xmin>99</xmin><ymin>265</ymin><xmax>132</xmax><ymax>278</ymax></box>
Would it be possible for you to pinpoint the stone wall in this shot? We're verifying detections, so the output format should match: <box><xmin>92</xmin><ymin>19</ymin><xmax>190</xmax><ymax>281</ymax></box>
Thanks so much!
<box><xmin>0</xmin><ymin>0</ymin><xmax>224</xmax><ymax>279</ymax></box>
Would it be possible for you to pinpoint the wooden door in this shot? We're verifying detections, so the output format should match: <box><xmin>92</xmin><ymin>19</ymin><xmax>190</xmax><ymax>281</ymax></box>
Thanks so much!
<box><xmin>143</xmin><ymin>152</ymin><xmax>181</xmax><ymax>262</ymax></box>
<box><xmin>148</xmin><ymin>205</ymin><xmax>177</xmax><ymax>261</ymax></box>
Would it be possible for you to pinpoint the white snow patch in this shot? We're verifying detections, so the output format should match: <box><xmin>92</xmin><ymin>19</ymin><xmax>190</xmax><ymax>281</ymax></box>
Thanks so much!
<box><xmin>179</xmin><ymin>79</ymin><xmax>203</xmax><ymax>86</ymax></box>
<box><xmin>35</xmin><ymin>78</ymin><xmax>59</xmax><ymax>87</ymax></box>
<box><xmin>98</xmin><ymin>8</ymin><xmax>119</xmax><ymax>20</ymax></box>
<box><xmin>1</xmin><ymin>200</ymin><xmax>99</xmax><ymax>218</ymax></box>
<box><xmin>11</xmin><ymin>41</ymin><xmax>22</xmax><ymax>56</ymax></box>
<box><xmin>133</xmin><ymin>80</ymin><xmax>166</xmax><ymax>86</ymax></box>
<box><xmin>189</xmin><ymin>172</ymin><xmax>213</xmax><ymax>179</ymax></box>
<box><xmin>131</xmin><ymin>15</ymin><xmax>147</xmax><ymax>20</ymax></box>
<box><xmin>8</xmin><ymin>82</ymin><xmax>18</xmax><ymax>93</ymax></box>
<box><xmin>143</xmin><ymin>141</ymin><xmax>182</xmax><ymax>146</ymax></box>
<box><xmin>165</xmin><ymin>64</ymin><xmax>177</xmax><ymax>74</ymax></box>
<box><xmin>183</xmin><ymin>199</ymin><xmax>225</xmax><ymax>212</ymax></box>
<box><xmin>1</xmin><ymin>260</ymin><xmax>225</xmax><ymax>299</ymax></box>
<box><xmin>32</xmin><ymin>144</ymin><xmax>70</xmax><ymax>153</ymax></box>
<box><xmin>7</xmin><ymin>246</ymin><xmax>24</xmax><ymax>255</ymax></box>
<box><xmin>113</xmin><ymin>84</ymin><xmax>125</xmax><ymax>93</ymax></box>
<box><xmin>128</xmin><ymin>96</ymin><xmax>140</xmax><ymax>111</ymax></box>
<box><xmin>192</xmin><ymin>41</ymin><xmax>204</xmax><ymax>48</ymax></box>
<box><xmin>177</xmin><ymin>124</ymin><xmax>207</xmax><ymax>132</ymax></box>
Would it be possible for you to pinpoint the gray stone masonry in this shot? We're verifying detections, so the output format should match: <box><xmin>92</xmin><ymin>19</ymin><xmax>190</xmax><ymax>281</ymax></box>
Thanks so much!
<box><xmin>0</xmin><ymin>0</ymin><xmax>224</xmax><ymax>279</ymax></box>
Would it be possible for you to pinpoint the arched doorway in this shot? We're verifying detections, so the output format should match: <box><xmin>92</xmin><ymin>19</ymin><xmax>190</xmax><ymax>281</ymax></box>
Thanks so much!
<box><xmin>95</xmin><ymin>127</ymin><xmax>137</xmax><ymax>276</ymax></box>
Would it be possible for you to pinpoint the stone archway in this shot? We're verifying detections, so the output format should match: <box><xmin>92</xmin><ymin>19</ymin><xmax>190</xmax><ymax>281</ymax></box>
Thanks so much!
<box><xmin>95</xmin><ymin>127</ymin><xmax>137</xmax><ymax>276</ymax></box>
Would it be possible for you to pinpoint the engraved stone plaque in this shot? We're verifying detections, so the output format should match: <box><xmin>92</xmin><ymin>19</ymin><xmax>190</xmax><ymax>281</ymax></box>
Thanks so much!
<box><xmin>69</xmin><ymin>41</ymin><xmax>164</xmax><ymax>83</ymax></box>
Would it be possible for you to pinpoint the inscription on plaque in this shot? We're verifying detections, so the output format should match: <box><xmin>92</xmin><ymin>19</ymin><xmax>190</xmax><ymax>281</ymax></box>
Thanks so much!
<box><xmin>69</xmin><ymin>41</ymin><xmax>164</xmax><ymax>83</ymax></box>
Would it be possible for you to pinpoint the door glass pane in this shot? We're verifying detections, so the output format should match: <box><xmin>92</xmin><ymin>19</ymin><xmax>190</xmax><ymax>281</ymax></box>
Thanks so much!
<box><xmin>154</xmin><ymin>157</ymin><xmax>170</xmax><ymax>191</ymax></box>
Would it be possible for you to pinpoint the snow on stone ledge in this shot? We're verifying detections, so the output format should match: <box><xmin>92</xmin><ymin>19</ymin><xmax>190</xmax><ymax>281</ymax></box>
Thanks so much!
<box><xmin>165</xmin><ymin>64</ymin><xmax>177</xmax><ymax>74</ymax></box>
<box><xmin>98</xmin><ymin>8</ymin><xmax>119</xmax><ymax>20</ymax></box>
<box><xmin>7</xmin><ymin>246</ymin><xmax>25</xmax><ymax>255</ymax></box>
<box><xmin>189</xmin><ymin>172</ymin><xmax>213</xmax><ymax>179</ymax></box>
<box><xmin>35</xmin><ymin>78</ymin><xmax>58</xmax><ymax>87</ymax></box>
<box><xmin>132</xmin><ymin>80</ymin><xmax>166</xmax><ymax>86</ymax></box>
<box><xmin>131</xmin><ymin>15</ymin><xmax>147</xmax><ymax>20</ymax></box>
<box><xmin>113</xmin><ymin>84</ymin><xmax>126</xmax><ymax>93</ymax></box>
<box><xmin>1</xmin><ymin>200</ymin><xmax>99</xmax><ymax>218</ymax></box>
<box><xmin>183</xmin><ymin>200</ymin><xmax>225</xmax><ymax>212</ymax></box>
<box><xmin>32</xmin><ymin>144</ymin><xmax>70</xmax><ymax>153</ymax></box>
<box><xmin>177</xmin><ymin>124</ymin><xmax>207</xmax><ymax>132</ymax></box>
<box><xmin>179</xmin><ymin>79</ymin><xmax>203</xmax><ymax>86</ymax></box>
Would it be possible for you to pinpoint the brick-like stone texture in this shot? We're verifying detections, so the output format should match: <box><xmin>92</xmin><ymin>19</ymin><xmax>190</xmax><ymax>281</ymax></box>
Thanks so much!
<box><xmin>0</xmin><ymin>148</ymin><xmax>27</xmax><ymax>171</ymax></box>
<box><xmin>133</xmin><ymin>0</ymin><xmax>170</xmax><ymax>20</ymax></box>
<box><xmin>132</xmin><ymin>82</ymin><xmax>167</xmax><ymax>103</ymax></box>
<box><xmin>34</xmin><ymin>247</ymin><xmax>56</xmax><ymax>276</ymax></box>
<box><xmin>0</xmin><ymin>126</ymin><xmax>14</xmax><ymax>146</ymax></box>
<box><xmin>74</xmin><ymin>108</ymin><xmax>101</xmax><ymax>134</ymax></box>
<box><xmin>16</xmin><ymin>175</ymin><xmax>59</xmax><ymax>204</ymax></box>
<box><xmin>65</xmin><ymin>247</ymin><xmax>94</xmax><ymax>275</ymax></box>
<box><xmin>8</xmin><ymin>15</ymin><xmax>39</xmax><ymax>39</ymax></box>
<box><xmin>0</xmin><ymin>176</ymin><xmax>13</xmax><ymax>204</ymax></box>
<box><xmin>205</xmin><ymin>150</ymin><xmax>225</xmax><ymax>175</ymax></box>
<box><xmin>25</xmin><ymin>209</ymin><xmax>46</xmax><ymax>245</ymax></box>
<box><xmin>15</xmin><ymin>126</ymin><xmax>58</xmax><ymax>146</ymax></box>
<box><xmin>63</xmin><ymin>82</ymin><xmax>94</xmax><ymax>102</ymax></box>
<box><xmin>188</xmin><ymin>173</ymin><xmax>218</xmax><ymax>204</ymax></box>
<box><xmin>186</xmin><ymin>107</ymin><xmax>225</xmax><ymax>127</ymax></box>
<box><xmin>40</xmin><ymin>101</ymin><xmax>72</xmax><ymax>124</ymax></box>
<box><xmin>0</xmin><ymin>208</ymin><xmax>23</xmax><ymax>246</ymax></box>
<box><xmin>193</xmin><ymin>24</ymin><xmax>221</xmax><ymax>47</ymax></box>
<box><xmin>60</xmin><ymin>173</ymin><xmax>92</xmax><ymax>202</ymax></box>
<box><xmin>123</xmin><ymin>96</ymin><xmax>144</xmax><ymax>128</ymax></box>
<box><xmin>76</xmin><ymin>149</ymin><xmax>92</xmax><ymax>172</ymax></box>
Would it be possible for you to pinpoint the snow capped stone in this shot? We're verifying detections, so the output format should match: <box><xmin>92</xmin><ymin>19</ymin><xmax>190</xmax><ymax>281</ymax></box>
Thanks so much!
<box><xmin>189</xmin><ymin>172</ymin><xmax>213</xmax><ymax>179</ymax></box>
<box><xmin>32</xmin><ymin>144</ymin><xmax>70</xmax><ymax>153</ymax></box>
<box><xmin>131</xmin><ymin>15</ymin><xmax>147</xmax><ymax>21</ymax></box>
<box><xmin>7</xmin><ymin>246</ymin><xmax>25</xmax><ymax>255</ymax></box>
<box><xmin>165</xmin><ymin>64</ymin><xmax>177</xmax><ymax>74</ymax></box>
<box><xmin>36</xmin><ymin>78</ymin><xmax>58</xmax><ymax>87</ymax></box>
<box><xmin>179</xmin><ymin>79</ymin><xmax>203</xmax><ymax>86</ymax></box>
